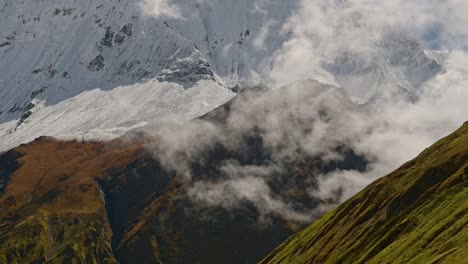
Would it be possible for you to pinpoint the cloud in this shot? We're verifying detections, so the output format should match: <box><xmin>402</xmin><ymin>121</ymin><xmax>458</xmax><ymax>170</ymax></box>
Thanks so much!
<box><xmin>144</xmin><ymin>49</ymin><xmax>467</xmax><ymax>222</ymax></box>
<box><xmin>142</xmin><ymin>82</ymin><xmax>355</xmax><ymax>222</ymax></box>
<box><xmin>253</xmin><ymin>19</ymin><xmax>277</xmax><ymax>50</ymax></box>
<box><xmin>187</xmin><ymin>166</ymin><xmax>314</xmax><ymax>222</ymax></box>
<box><xmin>139</xmin><ymin>0</ymin><xmax>183</xmax><ymax>18</ymax></box>
<box><xmin>268</xmin><ymin>0</ymin><xmax>468</xmax><ymax>87</ymax></box>
<box><xmin>312</xmin><ymin>50</ymin><xmax>468</xmax><ymax>204</ymax></box>
<box><xmin>139</xmin><ymin>0</ymin><xmax>468</xmax><ymax>224</ymax></box>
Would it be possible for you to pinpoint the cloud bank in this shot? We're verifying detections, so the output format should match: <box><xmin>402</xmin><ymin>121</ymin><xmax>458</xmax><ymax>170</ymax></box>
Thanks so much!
<box><xmin>269</xmin><ymin>0</ymin><xmax>468</xmax><ymax>86</ymax></box>
<box><xmin>143</xmin><ymin>63</ymin><xmax>466</xmax><ymax>223</ymax></box>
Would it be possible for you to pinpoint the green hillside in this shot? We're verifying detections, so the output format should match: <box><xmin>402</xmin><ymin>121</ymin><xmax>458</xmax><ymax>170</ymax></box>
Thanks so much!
<box><xmin>262</xmin><ymin>122</ymin><xmax>468</xmax><ymax>264</ymax></box>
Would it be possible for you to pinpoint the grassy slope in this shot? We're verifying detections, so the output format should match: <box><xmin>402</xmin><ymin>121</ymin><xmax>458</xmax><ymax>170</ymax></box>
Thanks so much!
<box><xmin>262</xmin><ymin>122</ymin><xmax>468</xmax><ymax>264</ymax></box>
<box><xmin>0</xmin><ymin>138</ymin><xmax>144</xmax><ymax>264</ymax></box>
<box><xmin>0</xmin><ymin>136</ymin><xmax>297</xmax><ymax>264</ymax></box>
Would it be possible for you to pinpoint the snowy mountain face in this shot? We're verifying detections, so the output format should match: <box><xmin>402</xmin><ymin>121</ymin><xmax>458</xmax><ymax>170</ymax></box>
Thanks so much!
<box><xmin>325</xmin><ymin>31</ymin><xmax>444</xmax><ymax>104</ymax></box>
<box><xmin>0</xmin><ymin>0</ymin><xmax>215</xmax><ymax>151</ymax></box>
<box><xmin>0</xmin><ymin>0</ymin><xmax>223</xmax><ymax>106</ymax></box>
<box><xmin>0</xmin><ymin>0</ymin><xmax>303</xmax><ymax>151</ymax></box>
<box><xmin>169</xmin><ymin>0</ymin><xmax>298</xmax><ymax>84</ymax></box>
<box><xmin>0</xmin><ymin>0</ymin><xmax>445</xmax><ymax>152</ymax></box>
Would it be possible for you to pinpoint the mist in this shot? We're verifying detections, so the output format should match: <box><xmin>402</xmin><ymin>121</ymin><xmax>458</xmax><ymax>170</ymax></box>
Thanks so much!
<box><xmin>139</xmin><ymin>0</ymin><xmax>182</xmax><ymax>18</ymax></box>
<box><xmin>137</xmin><ymin>0</ymin><xmax>468</xmax><ymax>223</ymax></box>
<box><xmin>269</xmin><ymin>0</ymin><xmax>468</xmax><ymax>86</ymax></box>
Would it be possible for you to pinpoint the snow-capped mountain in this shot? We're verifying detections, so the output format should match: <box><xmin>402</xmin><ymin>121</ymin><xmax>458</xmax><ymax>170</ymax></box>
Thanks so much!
<box><xmin>0</xmin><ymin>0</ymin><xmax>301</xmax><ymax>151</ymax></box>
<box><xmin>0</xmin><ymin>0</ymin><xmax>446</xmax><ymax>152</ymax></box>
<box><xmin>326</xmin><ymin>31</ymin><xmax>444</xmax><ymax>104</ymax></box>
<box><xmin>169</xmin><ymin>0</ymin><xmax>297</xmax><ymax>84</ymax></box>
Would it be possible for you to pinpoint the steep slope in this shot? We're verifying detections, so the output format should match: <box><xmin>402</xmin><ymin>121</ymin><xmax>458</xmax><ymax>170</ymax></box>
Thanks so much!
<box><xmin>0</xmin><ymin>0</ymin><xmax>236</xmax><ymax>152</ymax></box>
<box><xmin>262</xmin><ymin>122</ymin><xmax>468</xmax><ymax>264</ymax></box>
<box><xmin>0</xmin><ymin>0</ymin><xmax>298</xmax><ymax>145</ymax></box>
<box><xmin>0</xmin><ymin>137</ymin><xmax>356</xmax><ymax>264</ymax></box>
<box><xmin>0</xmin><ymin>79</ymin><xmax>234</xmax><ymax>153</ymax></box>
<box><xmin>0</xmin><ymin>0</ymin><xmax>297</xmax><ymax>117</ymax></box>
<box><xmin>0</xmin><ymin>139</ymin><xmax>135</xmax><ymax>263</ymax></box>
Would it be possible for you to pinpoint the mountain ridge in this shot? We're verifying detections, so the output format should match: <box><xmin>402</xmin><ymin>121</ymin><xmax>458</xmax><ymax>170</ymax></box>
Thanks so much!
<box><xmin>261</xmin><ymin>121</ymin><xmax>468</xmax><ymax>264</ymax></box>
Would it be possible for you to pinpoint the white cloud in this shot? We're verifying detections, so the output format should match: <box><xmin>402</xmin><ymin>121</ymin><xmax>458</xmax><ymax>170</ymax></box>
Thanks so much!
<box><xmin>253</xmin><ymin>19</ymin><xmax>277</xmax><ymax>50</ymax></box>
<box><xmin>139</xmin><ymin>0</ymin><xmax>183</xmax><ymax>19</ymax></box>
<box><xmin>144</xmin><ymin>50</ymin><xmax>468</xmax><ymax>221</ymax></box>
<box><xmin>269</xmin><ymin>0</ymin><xmax>468</xmax><ymax>86</ymax></box>
<box><xmin>312</xmin><ymin>50</ymin><xmax>468</xmax><ymax>205</ymax></box>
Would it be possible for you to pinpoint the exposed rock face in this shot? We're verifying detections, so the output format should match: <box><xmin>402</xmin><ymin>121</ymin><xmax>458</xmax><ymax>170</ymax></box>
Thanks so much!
<box><xmin>157</xmin><ymin>59</ymin><xmax>218</xmax><ymax>85</ymax></box>
<box><xmin>88</xmin><ymin>55</ymin><xmax>105</xmax><ymax>72</ymax></box>
<box><xmin>0</xmin><ymin>42</ymin><xmax>10</xmax><ymax>48</ymax></box>
<box><xmin>100</xmin><ymin>27</ymin><xmax>114</xmax><ymax>48</ymax></box>
<box><xmin>0</xmin><ymin>149</ymin><xmax>21</xmax><ymax>195</ymax></box>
